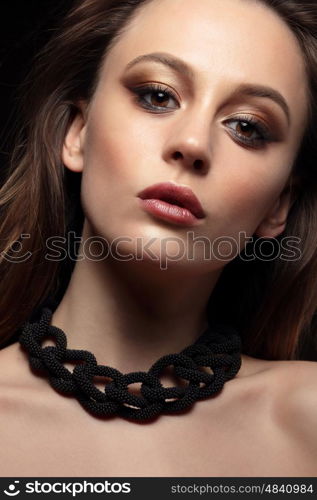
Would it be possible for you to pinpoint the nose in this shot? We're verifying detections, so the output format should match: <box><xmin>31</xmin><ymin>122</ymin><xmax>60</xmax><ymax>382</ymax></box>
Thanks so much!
<box><xmin>163</xmin><ymin>110</ymin><xmax>212</xmax><ymax>175</ymax></box>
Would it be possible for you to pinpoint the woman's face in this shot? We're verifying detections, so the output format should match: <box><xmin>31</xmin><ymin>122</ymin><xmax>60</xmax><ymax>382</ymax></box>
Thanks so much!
<box><xmin>63</xmin><ymin>0</ymin><xmax>308</xmax><ymax>271</ymax></box>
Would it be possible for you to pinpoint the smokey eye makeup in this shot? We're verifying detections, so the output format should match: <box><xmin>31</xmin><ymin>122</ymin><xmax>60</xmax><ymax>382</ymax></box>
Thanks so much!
<box><xmin>122</xmin><ymin>68</ymin><xmax>285</xmax><ymax>150</ymax></box>
<box><xmin>131</xmin><ymin>82</ymin><xmax>180</xmax><ymax>112</ymax></box>
<box><xmin>128</xmin><ymin>82</ymin><xmax>277</xmax><ymax>149</ymax></box>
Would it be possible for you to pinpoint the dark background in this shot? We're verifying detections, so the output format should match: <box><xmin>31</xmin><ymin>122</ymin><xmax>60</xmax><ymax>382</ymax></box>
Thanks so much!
<box><xmin>0</xmin><ymin>0</ymin><xmax>74</xmax><ymax>170</ymax></box>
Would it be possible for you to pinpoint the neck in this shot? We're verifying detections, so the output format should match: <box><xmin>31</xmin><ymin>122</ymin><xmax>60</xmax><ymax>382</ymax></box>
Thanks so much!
<box><xmin>50</xmin><ymin>225</ymin><xmax>223</xmax><ymax>373</ymax></box>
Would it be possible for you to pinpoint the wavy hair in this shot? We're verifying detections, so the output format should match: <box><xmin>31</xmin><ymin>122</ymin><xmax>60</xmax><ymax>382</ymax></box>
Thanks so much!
<box><xmin>0</xmin><ymin>0</ymin><xmax>317</xmax><ymax>360</ymax></box>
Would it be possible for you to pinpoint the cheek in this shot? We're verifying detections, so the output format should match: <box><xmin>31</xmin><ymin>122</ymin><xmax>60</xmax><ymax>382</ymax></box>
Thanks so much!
<box><xmin>78</xmin><ymin>101</ymin><xmax>163</xmax><ymax>239</ymax></box>
<box><xmin>82</xmin><ymin>100</ymin><xmax>161</xmax><ymax>186</ymax></box>
<box><xmin>209</xmin><ymin>143</ymin><xmax>292</xmax><ymax>235</ymax></box>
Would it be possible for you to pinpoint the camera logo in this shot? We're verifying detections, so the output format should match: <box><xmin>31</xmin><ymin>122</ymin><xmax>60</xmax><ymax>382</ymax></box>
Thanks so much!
<box><xmin>3</xmin><ymin>481</ymin><xmax>20</xmax><ymax>496</ymax></box>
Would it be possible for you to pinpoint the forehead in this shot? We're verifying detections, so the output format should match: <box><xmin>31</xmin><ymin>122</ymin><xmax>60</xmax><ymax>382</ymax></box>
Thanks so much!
<box><xmin>103</xmin><ymin>0</ymin><xmax>308</xmax><ymax>118</ymax></box>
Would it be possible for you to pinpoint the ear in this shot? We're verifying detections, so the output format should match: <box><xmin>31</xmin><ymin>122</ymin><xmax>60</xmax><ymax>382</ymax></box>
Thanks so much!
<box><xmin>255</xmin><ymin>176</ymin><xmax>299</xmax><ymax>238</ymax></box>
<box><xmin>62</xmin><ymin>102</ymin><xmax>87</xmax><ymax>173</ymax></box>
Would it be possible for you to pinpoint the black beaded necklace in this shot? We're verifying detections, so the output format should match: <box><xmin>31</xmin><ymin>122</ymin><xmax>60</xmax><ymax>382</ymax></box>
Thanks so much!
<box><xmin>18</xmin><ymin>307</ymin><xmax>242</xmax><ymax>422</ymax></box>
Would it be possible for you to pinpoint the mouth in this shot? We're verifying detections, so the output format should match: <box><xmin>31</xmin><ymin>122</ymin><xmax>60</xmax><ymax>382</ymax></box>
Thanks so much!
<box><xmin>137</xmin><ymin>182</ymin><xmax>206</xmax><ymax>226</ymax></box>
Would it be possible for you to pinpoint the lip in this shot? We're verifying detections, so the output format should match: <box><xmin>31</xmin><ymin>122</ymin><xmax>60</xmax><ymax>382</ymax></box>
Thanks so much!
<box><xmin>137</xmin><ymin>182</ymin><xmax>206</xmax><ymax>226</ymax></box>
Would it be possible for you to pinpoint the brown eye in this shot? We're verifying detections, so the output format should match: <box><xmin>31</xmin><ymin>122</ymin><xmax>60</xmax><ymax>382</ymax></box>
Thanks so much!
<box><xmin>224</xmin><ymin>116</ymin><xmax>271</xmax><ymax>148</ymax></box>
<box><xmin>236</xmin><ymin>121</ymin><xmax>255</xmax><ymax>138</ymax></box>
<box><xmin>150</xmin><ymin>91</ymin><xmax>170</xmax><ymax>107</ymax></box>
<box><xmin>132</xmin><ymin>83</ymin><xmax>180</xmax><ymax>112</ymax></box>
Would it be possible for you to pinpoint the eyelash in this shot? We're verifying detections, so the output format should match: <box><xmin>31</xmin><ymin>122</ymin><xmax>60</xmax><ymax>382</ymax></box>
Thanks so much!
<box><xmin>130</xmin><ymin>83</ymin><xmax>273</xmax><ymax>148</ymax></box>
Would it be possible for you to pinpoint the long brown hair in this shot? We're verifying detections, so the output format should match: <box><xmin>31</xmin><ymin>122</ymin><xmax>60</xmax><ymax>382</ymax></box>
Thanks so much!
<box><xmin>0</xmin><ymin>0</ymin><xmax>316</xmax><ymax>360</ymax></box>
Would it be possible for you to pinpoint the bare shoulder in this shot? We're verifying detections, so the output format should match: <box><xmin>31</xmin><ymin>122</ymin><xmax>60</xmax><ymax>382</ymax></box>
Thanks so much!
<box><xmin>0</xmin><ymin>341</ymin><xmax>63</xmax><ymax>421</ymax></box>
<box><xmin>277</xmin><ymin>359</ymin><xmax>317</xmax><ymax>439</ymax></box>
<box><xmin>0</xmin><ymin>342</ymin><xmax>36</xmax><ymax>406</ymax></box>
<box><xmin>257</xmin><ymin>357</ymin><xmax>317</xmax><ymax>454</ymax></box>
<box><xmin>270</xmin><ymin>358</ymin><xmax>317</xmax><ymax>410</ymax></box>
<box><xmin>241</xmin><ymin>352</ymin><xmax>317</xmax><ymax>392</ymax></box>
<box><xmin>0</xmin><ymin>342</ymin><xmax>27</xmax><ymax>393</ymax></box>
<box><xmin>0</xmin><ymin>341</ymin><xmax>36</xmax><ymax>388</ymax></box>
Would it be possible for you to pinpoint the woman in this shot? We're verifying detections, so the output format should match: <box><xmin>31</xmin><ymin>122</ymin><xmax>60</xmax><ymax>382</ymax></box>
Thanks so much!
<box><xmin>0</xmin><ymin>0</ymin><xmax>316</xmax><ymax>477</ymax></box>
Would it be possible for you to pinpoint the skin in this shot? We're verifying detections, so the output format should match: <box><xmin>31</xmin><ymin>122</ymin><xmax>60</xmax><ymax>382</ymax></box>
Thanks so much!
<box><xmin>0</xmin><ymin>0</ymin><xmax>316</xmax><ymax>477</ymax></box>
<box><xmin>51</xmin><ymin>0</ymin><xmax>308</xmax><ymax>371</ymax></box>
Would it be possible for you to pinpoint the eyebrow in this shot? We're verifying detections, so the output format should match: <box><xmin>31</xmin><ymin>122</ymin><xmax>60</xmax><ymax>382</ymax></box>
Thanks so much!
<box><xmin>125</xmin><ymin>52</ymin><xmax>195</xmax><ymax>81</ymax></box>
<box><xmin>232</xmin><ymin>84</ymin><xmax>291</xmax><ymax>125</ymax></box>
<box><xmin>125</xmin><ymin>52</ymin><xmax>291</xmax><ymax>124</ymax></box>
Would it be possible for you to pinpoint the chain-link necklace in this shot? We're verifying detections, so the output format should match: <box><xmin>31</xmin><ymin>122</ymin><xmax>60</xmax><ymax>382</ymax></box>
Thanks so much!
<box><xmin>19</xmin><ymin>307</ymin><xmax>241</xmax><ymax>422</ymax></box>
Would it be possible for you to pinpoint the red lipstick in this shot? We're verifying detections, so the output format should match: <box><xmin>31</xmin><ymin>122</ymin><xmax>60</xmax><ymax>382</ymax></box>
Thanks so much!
<box><xmin>138</xmin><ymin>182</ymin><xmax>205</xmax><ymax>227</ymax></box>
